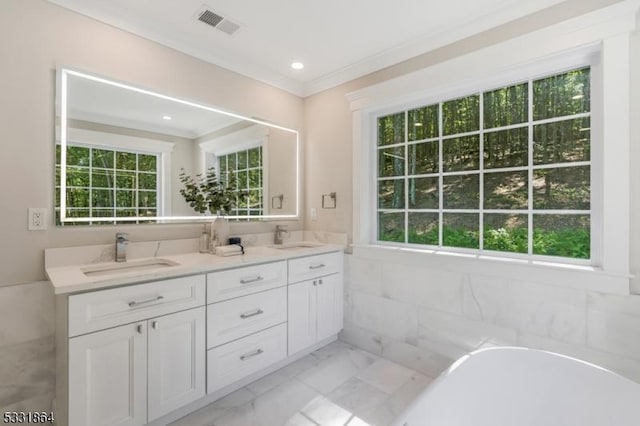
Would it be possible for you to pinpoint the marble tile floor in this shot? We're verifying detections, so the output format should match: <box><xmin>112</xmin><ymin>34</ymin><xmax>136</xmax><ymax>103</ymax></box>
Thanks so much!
<box><xmin>171</xmin><ymin>340</ymin><xmax>434</xmax><ymax>426</ymax></box>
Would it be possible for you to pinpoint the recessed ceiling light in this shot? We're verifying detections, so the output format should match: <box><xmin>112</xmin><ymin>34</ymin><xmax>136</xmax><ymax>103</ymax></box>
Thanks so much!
<box><xmin>291</xmin><ymin>62</ymin><xmax>304</xmax><ymax>70</ymax></box>
<box><xmin>162</xmin><ymin>115</ymin><xmax>172</xmax><ymax>120</ymax></box>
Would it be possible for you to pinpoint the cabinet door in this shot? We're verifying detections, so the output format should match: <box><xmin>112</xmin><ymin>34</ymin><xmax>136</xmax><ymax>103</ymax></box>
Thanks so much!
<box><xmin>69</xmin><ymin>323</ymin><xmax>147</xmax><ymax>426</ymax></box>
<box><xmin>148</xmin><ymin>307</ymin><xmax>206</xmax><ymax>421</ymax></box>
<box><xmin>316</xmin><ymin>274</ymin><xmax>339</xmax><ymax>342</ymax></box>
<box><xmin>287</xmin><ymin>280</ymin><xmax>317</xmax><ymax>355</ymax></box>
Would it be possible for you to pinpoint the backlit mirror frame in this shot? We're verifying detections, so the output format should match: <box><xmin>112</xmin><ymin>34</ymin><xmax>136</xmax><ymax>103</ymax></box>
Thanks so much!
<box><xmin>56</xmin><ymin>67</ymin><xmax>300</xmax><ymax>223</ymax></box>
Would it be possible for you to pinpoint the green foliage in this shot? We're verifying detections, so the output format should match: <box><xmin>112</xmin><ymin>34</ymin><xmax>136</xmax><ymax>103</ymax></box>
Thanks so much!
<box><xmin>442</xmin><ymin>135</ymin><xmax>480</xmax><ymax>172</ymax></box>
<box><xmin>378</xmin><ymin>113</ymin><xmax>405</xmax><ymax>146</ymax></box>
<box><xmin>533</xmin><ymin>68</ymin><xmax>590</xmax><ymax>120</ymax></box>
<box><xmin>408</xmin><ymin>104</ymin><xmax>438</xmax><ymax>141</ymax></box>
<box><xmin>408</xmin><ymin>228</ymin><xmax>438</xmax><ymax>245</ymax></box>
<box><xmin>380</xmin><ymin>228</ymin><xmax>404</xmax><ymax>243</ymax></box>
<box><xmin>375</xmin><ymin>66</ymin><xmax>593</xmax><ymax>261</ymax></box>
<box><xmin>484</xmin><ymin>82</ymin><xmax>528</xmax><ymax>129</ymax></box>
<box><xmin>484</xmin><ymin>227</ymin><xmax>528</xmax><ymax>253</ymax></box>
<box><xmin>533</xmin><ymin>228</ymin><xmax>590</xmax><ymax>259</ymax></box>
<box><xmin>443</xmin><ymin>95</ymin><xmax>479</xmax><ymax>135</ymax></box>
<box><xmin>179</xmin><ymin>168</ymin><xmax>247</xmax><ymax>215</ymax></box>
<box><xmin>378</xmin><ymin>224</ymin><xmax>589</xmax><ymax>259</ymax></box>
<box><xmin>442</xmin><ymin>226</ymin><xmax>479</xmax><ymax>249</ymax></box>
<box><xmin>378</xmin><ymin>212</ymin><xmax>405</xmax><ymax>242</ymax></box>
<box><xmin>116</xmin><ymin>152</ymin><xmax>137</xmax><ymax>170</ymax></box>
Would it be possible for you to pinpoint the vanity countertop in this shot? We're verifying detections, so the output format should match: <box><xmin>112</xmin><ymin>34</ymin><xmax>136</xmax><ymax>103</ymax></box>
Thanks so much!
<box><xmin>46</xmin><ymin>243</ymin><xmax>345</xmax><ymax>295</ymax></box>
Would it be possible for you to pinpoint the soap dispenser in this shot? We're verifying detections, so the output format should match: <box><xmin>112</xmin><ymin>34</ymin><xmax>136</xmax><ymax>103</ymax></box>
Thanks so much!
<box><xmin>199</xmin><ymin>224</ymin><xmax>210</xmax><ymax>253</ymax></box>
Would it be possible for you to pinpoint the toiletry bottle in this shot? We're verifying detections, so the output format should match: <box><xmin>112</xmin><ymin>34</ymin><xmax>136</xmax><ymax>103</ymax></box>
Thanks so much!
<box><xmin>199</xmin><ymin>224</ymin><xmax>210</xmax><ymax>253</ymax></box>
<box><xmin>210</xmin><ymin>230</ymin><xmax>219</xmax><ymax>253</ymax></box>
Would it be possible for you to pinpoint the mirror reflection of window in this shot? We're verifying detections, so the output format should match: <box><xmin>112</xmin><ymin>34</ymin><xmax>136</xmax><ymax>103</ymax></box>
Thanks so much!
<box><xmin>216</xmin><ymin>146</ymin><xmax>264</xmax><ymax>218</ymax></box>
<box><xmin>56</xmin><ymin>143</ymin><xmax>160</xmax><ymax>225</ymax></box>
<box><xmin>217</xmin><ymin>146</ymin><xmax>264</xmax><ymax>220</ymax></box>
<box><xmin>57</xmin><ymin>68</ymin><xmax>299</xmax><ymax>223</ymax></box>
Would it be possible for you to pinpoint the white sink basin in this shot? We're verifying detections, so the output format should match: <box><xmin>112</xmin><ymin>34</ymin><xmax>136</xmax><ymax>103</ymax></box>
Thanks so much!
<box><xmin>270</xmin><ymin>242</ymin><xmax>322</xmax><ymax>250</ymax></box>
<box><xmin>81</xmin><ymin>258</ymin><xmax>179</xmax><ymax>277</ymax></box>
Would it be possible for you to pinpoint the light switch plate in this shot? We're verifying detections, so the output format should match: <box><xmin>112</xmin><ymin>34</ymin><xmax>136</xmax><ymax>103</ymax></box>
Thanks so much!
<box><xmin>28</xmin><ymin>208</ymin><xmax>47</xmax><ymax>230</ymax></box>
<box><xmin>310</xmin><ymin>207</ymin><xmax>317</xmax><ymax>221</ymax></box>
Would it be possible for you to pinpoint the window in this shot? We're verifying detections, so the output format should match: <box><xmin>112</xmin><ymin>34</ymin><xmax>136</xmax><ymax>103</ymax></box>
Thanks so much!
<box><xmin>218</xmin><ymin>146</ymin><xmax>264</xmax><ymax>217</ymax></box>
<box><xmin>376</xmin><ymin>67</ymin><xmax>591</xmax><ymax>260</ymax></box>
<box><xmin>56</xmin><ymin>144</ymin><xmax>159</xmax><ymax>224</ymax></box>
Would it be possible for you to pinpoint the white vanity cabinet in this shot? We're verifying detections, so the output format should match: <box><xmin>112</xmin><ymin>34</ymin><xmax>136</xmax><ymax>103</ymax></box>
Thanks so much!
<box><xmin>52</xmin><ymin>247</ymin><xmax>345</xmax><ymax>426</ymax></box>
<box><xmin>287</xmin><ymin>252</ymin><xmax>344</xmax><ymax>356</ymax></box>
<box><xmin>205</xmin><ymin>261</ymin><xmax>288</xmax><ymax>394</ymax></box>
<box><xmin>61</xmin><ymin>275</ymin><xmax>206</xmax><ymax>426</ymax></box>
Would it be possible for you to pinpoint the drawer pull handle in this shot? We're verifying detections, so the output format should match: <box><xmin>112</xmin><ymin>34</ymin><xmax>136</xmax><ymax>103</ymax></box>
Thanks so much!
<box><xmin>240</xmin><ymin>309</ymin><xmax>264</xmax><ymax>319</ymax></box>
<box><xmin>240</xmin><ymin>276</ymin><xmax>263</xmax><ymax>284</ymax></box>
<box><xmin>309</xmin><ymin>264</ymin><xmax>326</xmax><ymax>270</ymax></box>
<box><xmin>240</xmin><ymin>348</ymin><xmax>264</xmax><ymax>361</ymax></box>
<box><xmin>128</xmin><ymin>295</ymin><xmax>164</xmax><ymax>307</ymax></box>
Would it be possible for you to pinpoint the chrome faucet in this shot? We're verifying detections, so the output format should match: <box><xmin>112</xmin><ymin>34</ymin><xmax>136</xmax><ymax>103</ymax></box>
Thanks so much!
<box><xmin>116</xmin><ymin>233</ymin><xmax>129</xmax><ymax>262</ymax></box>
<box><xmin>274</xmin><ymin>225</ymin><xmax>289</xmax><ymax>245</ymax></box>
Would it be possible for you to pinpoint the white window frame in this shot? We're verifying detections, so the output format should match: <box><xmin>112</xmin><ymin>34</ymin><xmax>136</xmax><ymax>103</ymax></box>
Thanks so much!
<box><xmin>199</xmin><ymin>124</ymin><xmax>270</xmax><ymax>217</ymax></box>
<box><xmin>374</xmin><ymin>65</ymin><xmax>595</xmax><ymax>265</ymax></box>
<box><xmin>59</xmin><ymin>127</ymin><xmax>174</xmax><ymax>219</ymax></box>
<box><xmin>215</xmin><ymin>145</ymin><xmax>265</xmax><ymax>217</ymax></box>
<box><xmin>347</xmin><ymin>1</ymin><xmax>636</xmax><ymax>294</ymax></box>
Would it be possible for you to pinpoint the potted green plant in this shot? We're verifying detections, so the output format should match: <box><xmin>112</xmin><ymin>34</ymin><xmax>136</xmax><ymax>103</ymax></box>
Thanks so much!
<box><xmin>178</xmin><ymin>167</ymin><xmax>246</xmax><ymax>216</ymax></box>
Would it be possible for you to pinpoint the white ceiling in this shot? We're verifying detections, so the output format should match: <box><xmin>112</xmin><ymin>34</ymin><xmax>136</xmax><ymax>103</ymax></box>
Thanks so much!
<box><xmin>67</xmin><ymin>71</ymin><xmax>242</xmax><ymax>138</ymax></box>
<box><xmin>48</xmin><ymin>0</ymin><xmax>567</xmax><ymax>96</ymax></box>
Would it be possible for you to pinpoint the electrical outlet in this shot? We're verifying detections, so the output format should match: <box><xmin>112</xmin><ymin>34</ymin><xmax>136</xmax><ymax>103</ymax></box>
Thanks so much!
<box><xmin>28</xmin><ymin>208</ymin><xmax>47</xmax><ymax>231</ymax></box>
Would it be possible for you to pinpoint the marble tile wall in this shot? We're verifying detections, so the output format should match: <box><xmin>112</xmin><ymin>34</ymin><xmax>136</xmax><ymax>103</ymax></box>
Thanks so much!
<box><xmin>12</xmin><ymin>234</ymin><xmax>639</xmax><ymax>419</ymax></box>
<box><xmin>0</xmin><ymin>281</ymin><xmax>55</xmax><ymax>413</ymax></box>
<box><xmin>342</xmin><ymin>253</ymin><xmax>640</xmax><ymax>383</ymax></box>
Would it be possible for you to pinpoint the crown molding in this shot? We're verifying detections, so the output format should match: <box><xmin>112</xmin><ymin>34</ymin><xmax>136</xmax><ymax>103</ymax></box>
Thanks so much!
<box><xmin>346</xmin><ymin>0</ymin><xmax>640</xmax><ymax>111</ymax></box>
<box><xmin>48</xmin><ymin>0</ymin><xmax>637</xmax><ymax>98</ymax></box>
<box><xmin>301</xmin><ymin>0</ymin><xmax>568</xmax><ymax>96</ymax></box>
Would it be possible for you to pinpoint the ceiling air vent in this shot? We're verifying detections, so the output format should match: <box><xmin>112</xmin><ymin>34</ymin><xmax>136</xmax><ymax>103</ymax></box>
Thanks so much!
<box><xmin>197</xmin><ymin>8</ymin><xmax>240</xmax><ymax>36</ymax></box>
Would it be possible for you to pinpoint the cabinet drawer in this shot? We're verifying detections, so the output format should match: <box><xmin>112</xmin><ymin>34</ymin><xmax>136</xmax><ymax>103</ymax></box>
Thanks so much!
<box><xmin>288</xmin><ymin>251</ymin><xmax>343</xmax><ymax>284</ymax></box>
<box><xmin>207</xmin><ymin>261</ymin><xmax>286</xmax><ymax>303</ymax></box>
<box><xmin>207</xmin><ymin>323</ymin><xmax>287</xmax><ymax>394</ymax></box>
<box><xmin>207</xmin><ymin>287</ymin><xmax>286</xmax><ymax>349</ymax></box>
<box><xmin>69</xmin><ymin>275</ymin><xmax>206</xmax><ymax>337</ymax></box>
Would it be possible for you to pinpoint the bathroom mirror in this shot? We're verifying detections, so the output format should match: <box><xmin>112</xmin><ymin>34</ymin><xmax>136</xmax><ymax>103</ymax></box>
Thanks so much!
<box><xmin>55</xmin><ymin>68</ymin><xmax>299</xmax><ymax>224</ymax></box>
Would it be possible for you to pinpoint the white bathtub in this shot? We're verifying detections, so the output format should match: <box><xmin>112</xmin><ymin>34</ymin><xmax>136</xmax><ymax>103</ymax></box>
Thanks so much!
<box><xmin>392</xmin><ymin>347</ymin><xmax>640</xmax><ymax>426</ymax></box>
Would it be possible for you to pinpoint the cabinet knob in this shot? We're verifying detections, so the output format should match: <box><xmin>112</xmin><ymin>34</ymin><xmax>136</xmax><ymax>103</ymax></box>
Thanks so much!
<box><xmin>313</xmin><ymin>280</ymin><xmax>317</xmax><ymax>286</ymax></box>
<box><xmin>152</xmin><ymin>321</ymin><xmax>158</xmax><ymax>330</ymax></box>
<box><xmin>136</xmin><ymin>324</ymin><xmax>143</xmax><ymax>334</ymax></box>
<box><xmin>319</xmin><ymin>279</ymin><xmax>323</xmax><ymax>285</ymax></box>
